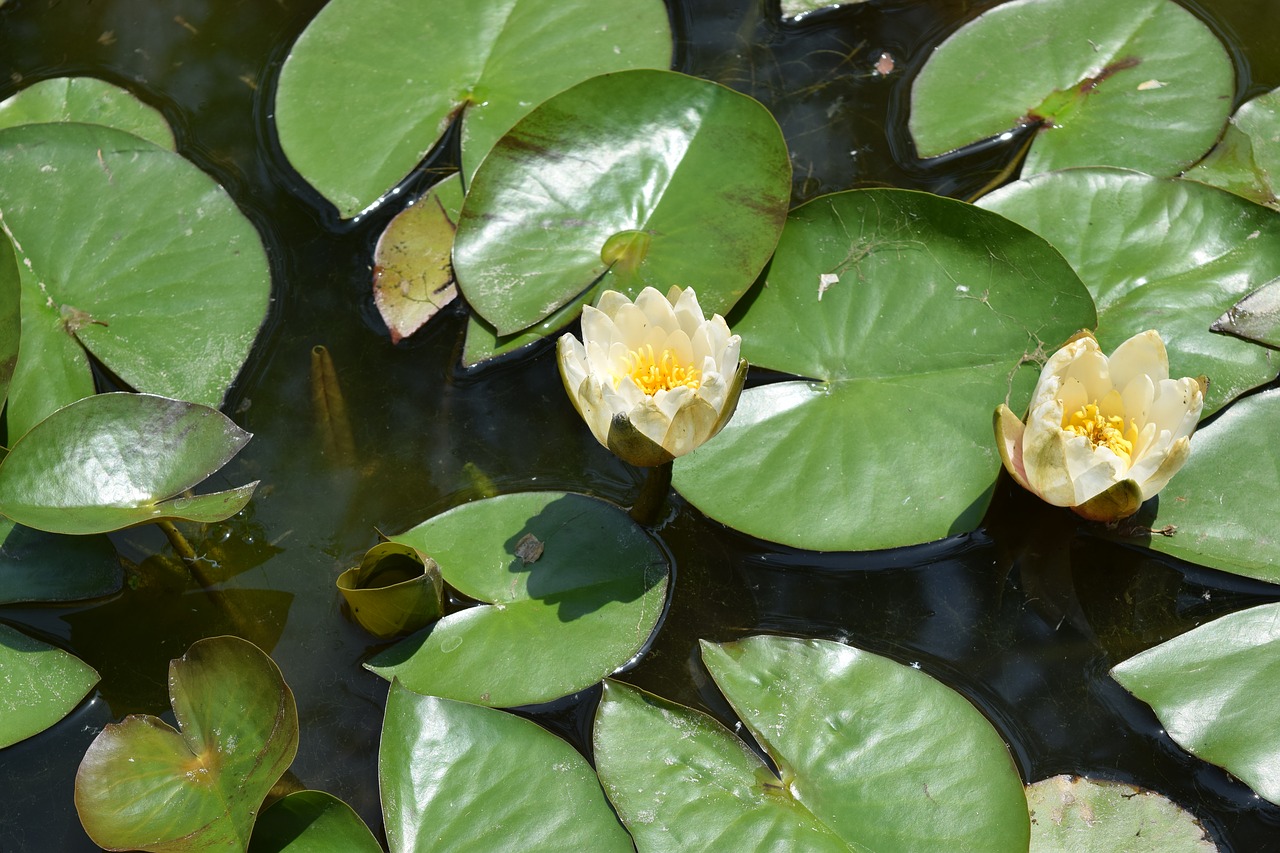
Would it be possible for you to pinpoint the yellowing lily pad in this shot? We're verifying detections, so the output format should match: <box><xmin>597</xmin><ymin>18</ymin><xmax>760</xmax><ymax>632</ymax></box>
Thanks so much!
<box><xmin>274</xmin><ymin>0</ymin><xmax>671</xmax><ymax>218</ymax></box>
<box><xmin>910</xmin><ymin>0</ymin><xmax>1232</xmax><ymax>177</ymax></box>
<box><xmin>979</xmin><ymin>168</ymin><xmax>1280</xmax><ymax>415</ymax></box>
<box><xmin>673</xmin><ymin>188</ymin><xmax>1094</xmax><ymax>551</ymax></box>
<box><xmin>1027</xmin><ymin>775</ymin><xmax>1217</xmax><ymax>852</ymax></box>
<box><xmin>365</xmin><ymin>491</ymin><xmax>669</xmax><ymax>706</ymax></box>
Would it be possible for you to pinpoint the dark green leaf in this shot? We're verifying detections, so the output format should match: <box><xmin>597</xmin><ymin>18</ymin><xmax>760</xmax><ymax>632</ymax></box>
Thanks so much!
<box><xmin>674</xmin><ymin>189</ymin><xmax>1094</xmax><ymax>551</ymax></box>
<box><xmin>366</xmin><ymin>491</ymin><xmax>669</xmax><ymax>706</ymax></box>
<box><xmin>0</xmin><ymin>226</ymin><xmax>20</xmax><ymax>411</ymax></box>
<box><xmin>454</xmin><ymin>69</ymin><xmax>791</xmax><ymax>336</ymax></box>
<box><xmin>0</xmin><ymin>519</ymin><xmax>122</xmax><ymax>604</ymax></box>
<box><xmin>910</xmin><ymin>0</ymin><xmax>1232</xmax><ymax>177</ymax></box>
<box><xmin>249</xmin><ymin>791</ymin><xmax>380</xmax><ymax>853</ymax></box>
<box><xmin>75</xmin><ymin>636</ymin><xmax>299</xmax><ymax>851</ymax></box>
<box><xmin>0</xmin><ymin>393</ymin><xmax>256</xmax><ymax>535</ymax></box>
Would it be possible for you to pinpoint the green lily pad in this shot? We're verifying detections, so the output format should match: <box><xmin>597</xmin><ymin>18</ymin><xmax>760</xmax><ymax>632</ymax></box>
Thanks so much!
<box><xmin>1026</xmin><ymin>775</ymin><xmax>1216</xmax><ymax>852</ymax></box>
<box><xmin>461</xmin><ymin>288</ymin><xmax>585</xmax><ymax>367</ymax></box>
<box><xmin>673</xmin><ymin>189</ymin><xmax>1094</xmax><ymax>551</ymax></box>
<box><xmin>366</xmin><ymin>491</ymin><xmax>668</xmax><ymax>707</ymax></box>
<box><xmin>1104</xmin><ymin>388</ymin><xmax>1280</xmax><ymax>582</ymax></box>
<box><xmin>1211</xmin><ymin>277</ymin><xmax>1280</xmax><ymax>348</ymax></box>
<box><xmin>595</xmin><ymin>636</ymin><xmax>1029</xmax><ymax>851</ymax></box>
<box><xmin>979</xmin><ymin>168</ymin><xmax>1280</xmax><ymax>415</ymax></box>
<box><xmin>0</xmin><ymin>76</ymin><xmax>175</xmax><ymax>149</ymax></box>
<box><xmin>380</xmin><ymin>681</ymin><xmax>632</xmax><ymax>852</ymax></box>
<box><xmin>910</xmin><ymin>0</ymin><xmax>1232</xmax><ymax>177</ymax></box>
<box><xmin>0</xmin><ymin>392</ymin><xmax>257</xmax><ymax>536</ymax></box>
<box><xmin>75</xmin><ymin>636</ymin><xmax>299</xmax><ymax>851</ymax></box>
<box><xmin>0</xmin><ymin>622</ymin><xmax>99</xmax><ymax>748</ymax></box>
<box><xmin>0</xmin><ymin>225</ymin><xmax>19</xmax><ymax>410</ymax></box>
<box><xmin>1185</xmin><ymin>88</ymin><xmax>1280</xmax><ymax>209</ymax></box>
<box><xmin>249</xmin><ymin>791</ymin><xmax>380</xmax><ymax>853</ymax></box>
<box><xmin>373</xmin><ymin>173</ymin><xmax>463</xmax><ymax>344</ymax></box>
<box><xmin>0</xmin><ymin>121</ymin><xmax>270</xmax><ymax>438</ymax></box>
<box><xmin>274</xmin><ymin>0</ymin><xmax>671</xmax><ymax>218</ymax></box>
<box><xmin>454</xmin><ymin>68</ymin><xmax>791</xmax><ymax>336</ymax></box>
<box><xmin>336</xmin><ymin>541</ymin><xmax>444</xmax><ymax>639</ymax></box>
<box><xmin>1111</xmin><ymin>602</ymin><xmax>1280</xmax><ymax>805</ymax></box>
<box><xmin>0</xmin><ymin>519</ymin><xmax>122</xmax><ymax>604</ymax></box>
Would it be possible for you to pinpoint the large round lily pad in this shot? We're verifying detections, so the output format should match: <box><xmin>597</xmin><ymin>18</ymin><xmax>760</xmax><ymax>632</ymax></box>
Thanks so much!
<box><xmin>366</xmin><ymin>491</ymin><xmax>669</xmax><ymax>707</ymax></box>
<box><xmin>75</xmin><ymin>636</ymin><xmax>299</xmax><ymax>851</ymax></box>
<box><xmin>1111</xmin><ymin>602</ymin><xmax>1280</xmax><ymax>806</ymax></box>
<box><xmin>0</xmin><ymin>76</ymin><xmax>175</xmax><ymax>149</ymax></box>
<box><xmin>380</xmin><ymin>682</ymin><xmax>632</xmax><ymax>852</ymax></box>
<box><xmin>979</xmin><ymin>168</ymin><xmax>1280</xmax><ymax>415</ymax></box>
<box><xmin>594</xmin><ymin>636</ymin><xmax>1029</xmax><ymax>851</ymax></box>
<box><xmin>0</xmin><ymin>393</ymin><xmax>257</xmax><ymax>535</ymax></box>
<box><xmin>910</xmin><ymin>0</ymin><xmax>1232</xmax><ymax>177</ymax></box>
<box><xmin>0</xmin><ymin>122</ymin><xmax>270</xmax><ymax>439</ymax></box>
<box><xmin>673</xmin><ymin>188</ymin><xmax>1094</xmax><ymax>551</ymax></box>
<box><xmin>274</xmin><ymin>0</ymin><xmax>671</xmax><ymax>218</ymax></box>
<box><xmin>453</xmin><ymin>68</ymin><xmax>791</xmax><ymax>337</ymax></box>
<box><xmin>0</xmin><ymin>623</ymin><xmax>99</xmax><ymax>749</ymax></box>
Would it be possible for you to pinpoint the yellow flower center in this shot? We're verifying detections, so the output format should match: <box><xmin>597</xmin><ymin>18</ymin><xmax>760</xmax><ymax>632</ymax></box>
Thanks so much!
<box><xmin>617</xmin><ymin>345</ymin><xmax>701</xmax><ymax>395</ymax></box>
<box><xmin>1064</xmin><ymin>403</ymin><xmax>1134</xmax><ymax>464</ymax></box>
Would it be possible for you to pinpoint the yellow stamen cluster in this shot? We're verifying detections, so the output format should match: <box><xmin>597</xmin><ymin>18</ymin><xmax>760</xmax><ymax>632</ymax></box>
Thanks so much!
<box><xmin>1064</xmin><ymin>403</ymin><xmax>1134</xmax><ymax>464</ymax></box>
<box><xmin>617</xmin><ymin>345</ymin><xmax>701</xmax><ymax>396</ymax></box>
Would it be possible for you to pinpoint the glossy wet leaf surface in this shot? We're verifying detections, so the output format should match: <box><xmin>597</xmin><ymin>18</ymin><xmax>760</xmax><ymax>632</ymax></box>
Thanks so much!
<box><xmin>366</xmin><ymin>491</ymin><xmax>668</xmax><ymax>706</ymax></box>
<box><xmin>0</xmin><ymin>520</ymin><xmax>121</xmax><ymax>604</ymax></box>
<box><xmin>1111</xmin><ymin>602</ymin><xmax>1280</xmax><ymax>806</ymax></box>
<box><xmin>249</xmin><ymin>791</ymin><xmax>380</xmax><ymax>853</ymax></box>
<box><xmin>0</xmin><ymin>230</ymin><xmax>19</xmax><ymax>409</ymax></box>
<box><xmin>0</xmin><ymin>76</ymin><xmax>174</xmax><ymax>149</ymax></box>
<box><xmin>910</xmin><ymin>0</ymin><xmax>1232</xmax><ymax>177</ymax></box>
<box><xmin>454</xmin><ymin>69</ymin><xmax>791</xmax><ymax>337</ymax></box>
<box><xmin>75</xmin><ymin>636</ymin><xmax>298</xmax><ymax>851</ymax></box>
<box><xmin>0</xmin><ymin>122</ymin><xmax>270</xmax><ymax>438</ymax></box>
<box><xmin>274</xmin><ymin>0</ymin><xmax>671</xmax><ymax>218</ymax></box>
<box><xmin>1186</xmin><ymin>87</ymin><xmax>1280</xmax><ymax>209</ymax></box>
<box><xmin>0</xmin><ymin>393</ymin><xmax>256</xmax><ymax>535</ymax></box>
<box><xmin>1026</xmin><ymin>775</ymin><xmax>1216</xmax><ymax>852</ymax></box>
<box><xmin>380</xmin><ymin>682</ymin><xmax>632</xmax><ymax>853</ymax></box>
<box><xmin>674</xmin><ymin>189</ymin><xmax>1094</xmax><ymax>551</ymax></box>
<box><xmin>373</xmin><ymin>173</ymin><xmax>463</xmax><ymax>344</ymax></box>
<box><xmin>1103</xmin><ymin>388</ymin><xmax>1280</xmax><ymax>583</ymax></box>
<box><xmin>0</xmin><ymin>623</ymin><xmax>99</xmax><ymax>748</ymax></box>
<box><xmin>979</xmin><ymin>168</ymin><xmax>1280</xmax><ymax>415</ymax></box>
<box><xmin>595</xmin><ymin>636</ymin><xmax>1029</xmax><ymax>851</ymax></box>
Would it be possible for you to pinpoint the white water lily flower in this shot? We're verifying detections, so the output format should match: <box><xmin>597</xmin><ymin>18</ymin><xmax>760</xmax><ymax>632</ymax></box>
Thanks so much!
<box><xmin>557</xmin><ymin>286</ymin><xmax>747</xmax><ymax>467</ymax></box>
<box><xmin>995</xmin><ymin>330</ymin><xmax>1204</xmax><ymax>522</ymax></box>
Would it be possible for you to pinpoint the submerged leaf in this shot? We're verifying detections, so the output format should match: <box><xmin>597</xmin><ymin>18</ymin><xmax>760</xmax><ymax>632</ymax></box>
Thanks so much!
<box><xmin>309</xmin><ymin>344</ymin><xmax>355</xmax><ymax>465</ymax></box>
<box><xmin>75</xmin><ymin>636</ymin><xmax>299</xmax><ymax>851</ymax></box>
<box><xmin>0</xmin><ymin>393</ymin><xmax>256</xmax><ymax>535</ymax></box>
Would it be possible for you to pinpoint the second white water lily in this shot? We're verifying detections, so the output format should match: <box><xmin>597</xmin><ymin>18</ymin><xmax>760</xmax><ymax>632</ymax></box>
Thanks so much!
<box><xmin>995</xmin><ymin>330</ymin><xmax>1204</xmax><ymax>522</ymax></box>
<box><xmin>558</xmin><ymin>286</ymin><xmax>747</xmax><ymax>467</ymax></box>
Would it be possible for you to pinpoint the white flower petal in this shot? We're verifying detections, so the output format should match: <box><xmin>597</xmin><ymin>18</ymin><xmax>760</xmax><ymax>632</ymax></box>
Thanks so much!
<box><xmin>595</xmin><ymin>290</ymin><xmax>632</xmax><ymax>318</ymax></box>
<box><xmin>1062</xmin><ymin>346</ymin><xmax>1111</xmax><ymax>403</ymax></box>
<box><xmin>627</xmin><ymin>396</ymin><xmax>673</xmax><ymax>445</ymax></box>
<box><xmin>1119</xmin><ymin>373</ymin><xmax>1155</xmax><ymax>431</ymax></box>
<box><xmin>1060</xmin><ymin>434</ymin><xmax>1125</xmax><ymax>505</ymax></box>
<box><xmin>580</xmin><ymin>305</ymin><xmax>617</xmax><ymax>351</ymax></box>
<box><xmin>613</xmin><ymin>302</ymin><xmax>650</xmax><ymax>347</ymax></box>
<box><xmin>1108</xmin><ymin>330</ymin><xmax>1169</xmax><ymax>389</ymax></box>
<box><xmin>636</xmin><ymin>286</ymin><xmax>680</xmax><ymax>334</ymax></box>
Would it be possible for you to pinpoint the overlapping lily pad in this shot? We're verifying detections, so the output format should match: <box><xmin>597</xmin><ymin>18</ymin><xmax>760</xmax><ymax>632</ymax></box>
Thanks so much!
<box><xmin>380</xmin><ymin>682</ymin><xmax>632</xmax><ymax>852</ymax></box>
<box><xmin>0</xmin><ymin>229</ymin><xmax>19</xmax><ymax>408</ymax></box>
<box><xmin>0</xmin><ymin>76</ymin><xmax>175</xmax><ymax>149</ymax></box>
<box><xmin>595</xmin><ymin>636</ymin><xmax>1029</xmax><ymax>850</ymax></box>
<box><xmin>979</xmin><ymin>168</ymin><xmax>1280</xmax><ymax>415</ymax></box>
<box><xmin>0</xmin><ymin>122</ymin><xmax>270</xmax><ymax>438</ymax></box>
<box><xmin>1103</xmin><ymin>388</ymin><xmax>1280</xmax><ymax>582</ymax></box>
<box><xmin>75</xmin><ymin>636</ymin><xmax>298</xmax><ymax>850</ymax></box>
<box><xmin>0</xmin><ymin>520</ymin><xmax>122</xmax><ymax>604</ymax></box>
<box><xmin>249</xmin><ymin>791</ymin><xmax>380</xmax><ymax>853</ymax></box>
<box><xmin>910</xmin><ymin>0</ymin><xmax>1232</xmax><ymax>177</ymax></box>
<box><xmin>673</xmin><ymin>188</ymin><xmax>1094</xmax><ymax>551</ymax></box>
<box><xmin>1186</xmin><ymin>88</ymin><xmax>1280</xmax><ymax>209</ymax></box>
<box><xmin>1211</xmin><ymin>278</ymin><xmax>1280</xmax><ymax>348</ymax></box>
<box><xmin>274</xmin><ymin>0</ymin><xmax>672</xmax><ymax>218</ymax></box>
<box><xmin>0</xmin><ymin>393</ymin><xmax>257</xmax><ymax>535</ymax></box>
<box><xmin>1026</xmin><ymin>775</ymin><xmax>1216</xmax><ymax>852</ymax></box>
<box><xmin>0</xmin><ymin>623</ymin><xmax>99</xmax><ymax>748</ymax></box>
<box><xmin>366</xmin><ymin>491</ymin><xmax>669</xmax><ymax>706</ymax></box>
<box><xmin>453</xmin><ymin>68</ymin><xmax>791</xmax><ymax>337</ymax></box>
<box><xmin>1111</xmin><ymin>602</ymin><xmax>1280</xmax><ymax>805</ymax></box>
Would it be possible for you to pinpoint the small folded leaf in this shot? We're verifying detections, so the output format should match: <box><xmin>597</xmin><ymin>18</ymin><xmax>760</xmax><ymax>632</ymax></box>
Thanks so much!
<box><xmin>336</xmin><ymin>542</ymin><xmax>444</xmax><ymax>639</ymax></box>
<box><xmin>0</xmin><ymin>393</ymin><xmax>256</xmax><ymax>535</ymax></box>
<box><xmin>75</xmin><ymin>636</ymin><xmax>299</xmax><ymax>851</ymax></box>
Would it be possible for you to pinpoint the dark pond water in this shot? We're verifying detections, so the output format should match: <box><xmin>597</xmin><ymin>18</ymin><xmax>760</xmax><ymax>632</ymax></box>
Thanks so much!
<box><xmin>3</xmin><ymin>0</ymin><xmax>1280</xmax><ymax>849</ymax></box>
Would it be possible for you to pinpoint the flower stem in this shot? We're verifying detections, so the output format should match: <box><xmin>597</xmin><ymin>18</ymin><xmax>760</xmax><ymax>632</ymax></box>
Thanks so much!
<box><xmin>629</xmin><ymin>461</ymin><xmax>673</xmax><ymax>527</ymax></box>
